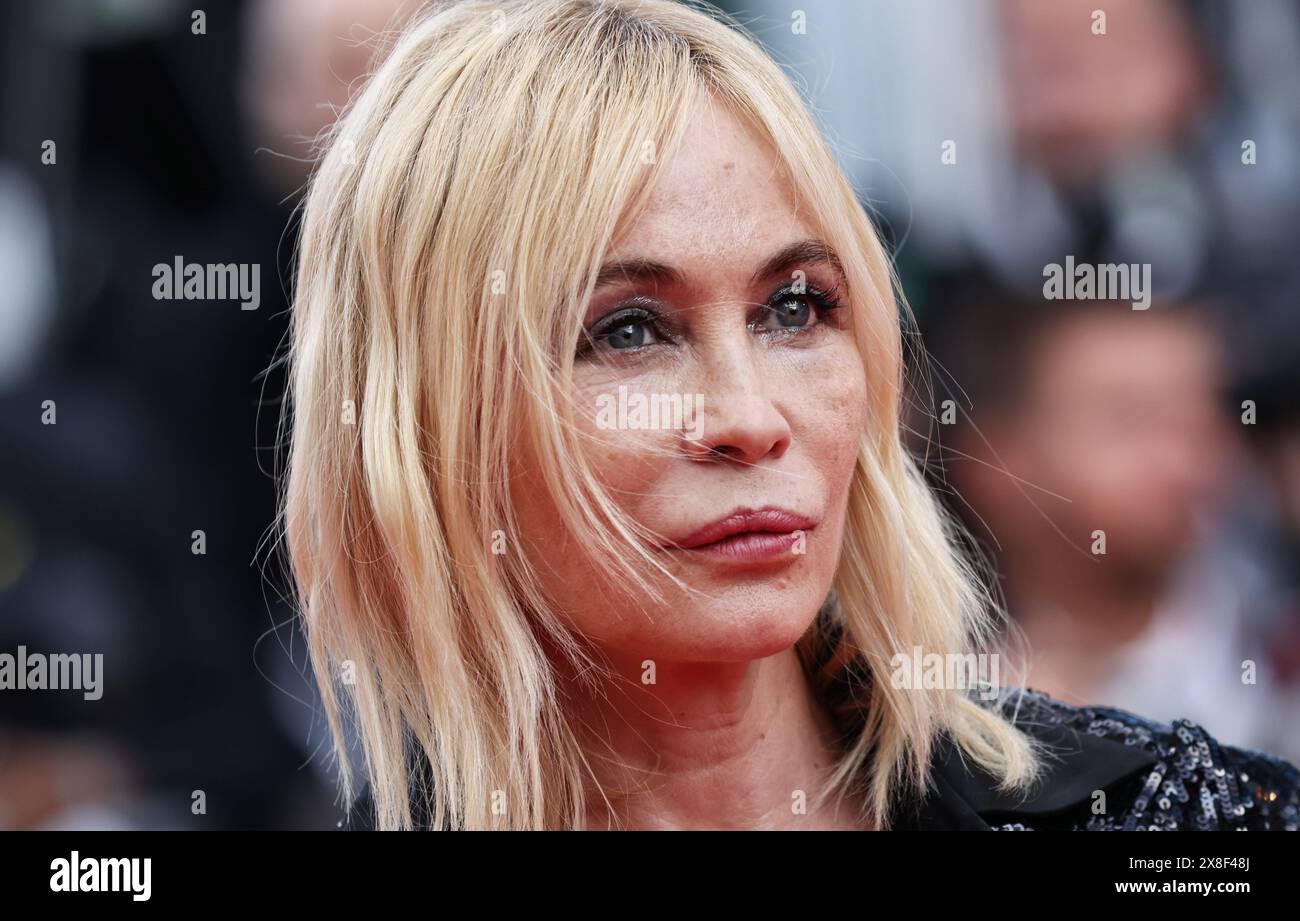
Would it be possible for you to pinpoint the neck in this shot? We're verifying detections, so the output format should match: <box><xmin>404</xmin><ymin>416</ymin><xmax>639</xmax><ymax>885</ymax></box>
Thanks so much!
<box><xmin>1003</xmin><ymin>547</ymin><xmax>1170</xmax><ymax>707</ymax></box>
<box><xmin>1010</xmin><ymin>549</ymin><xmax>1166</xmax><ymax>651</ymax></box>
<box><xmin>560</xmin><ymin>645</ymin><xmax>867</xmax><ymax>830</ymax></box>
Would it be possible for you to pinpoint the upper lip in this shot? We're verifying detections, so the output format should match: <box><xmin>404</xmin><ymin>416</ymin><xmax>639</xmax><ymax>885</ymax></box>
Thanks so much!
<box><xmin>671</xmin><ymin>506</ymin><xmax>817</xmax><ymax>550</ymax></box>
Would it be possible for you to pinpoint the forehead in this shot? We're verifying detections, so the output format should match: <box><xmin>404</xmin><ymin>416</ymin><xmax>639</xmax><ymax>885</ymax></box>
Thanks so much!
<box><xmin>1035</xmin><ymin>312</ymin><xmax>1221</xmax><ymax>397</ymax></box>
<box><xmin>608</xmin><ymin>96</ymin><xmax>812</xmax><ymax>278</ymax></box>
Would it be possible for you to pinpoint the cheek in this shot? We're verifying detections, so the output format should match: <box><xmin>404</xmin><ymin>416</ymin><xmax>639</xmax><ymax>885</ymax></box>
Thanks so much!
<box><xmin>508</xmin><ymin>418</ymin><xmax>690</xmax><ymax>649</ymax></box>
<box><xmin>574</xmin><ymin>375</ymin><xmax>681</xmax><ymax>512</ymax></box>
<box><xmin>796</xmin><ymin>342</ymin><xmax>869</xmax><ymax>486</ymax></box>
<box><xmin>509</xmin><ymin>381</ymin><xmax>680</xmax><ymax>591</ymax></box>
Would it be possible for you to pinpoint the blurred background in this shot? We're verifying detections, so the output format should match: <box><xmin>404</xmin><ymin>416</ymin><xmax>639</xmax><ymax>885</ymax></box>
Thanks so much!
<box><xmin>1</xmin><ymin>0</ymin><xmax>1297</xmax><ymax>829</ymax></box>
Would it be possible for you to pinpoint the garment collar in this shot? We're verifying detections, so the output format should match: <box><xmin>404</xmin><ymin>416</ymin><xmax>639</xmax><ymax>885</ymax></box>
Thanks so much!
<box><xmin>890</xmin><ymin>716</ymin><xmax>1160</xmax><ymax>830</ymax></box>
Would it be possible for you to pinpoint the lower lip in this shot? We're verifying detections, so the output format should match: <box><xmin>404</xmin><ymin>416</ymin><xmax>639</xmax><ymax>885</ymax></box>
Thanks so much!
<box><xmin>683</xmin><ymin>529</ymin><xmax>811</xmax><ymax>563</ymax></box>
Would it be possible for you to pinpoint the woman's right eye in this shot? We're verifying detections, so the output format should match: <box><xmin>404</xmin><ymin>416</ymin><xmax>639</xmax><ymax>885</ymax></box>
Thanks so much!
<box><xmin>601</xmin><ymin>319</ymin><xmax>658</xmax><ymax>349</ymax></box>
<box><xmin>580</xmin><ymin>308</ymin><xmax>665</xmax><ymax>356</ymax></box>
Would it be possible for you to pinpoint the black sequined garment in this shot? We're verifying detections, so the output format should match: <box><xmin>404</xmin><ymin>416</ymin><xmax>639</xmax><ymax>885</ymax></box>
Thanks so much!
<box><xmin>891</xmin><ymin>686</ymin><xmax>1300</xmax><ymax>831</ymax></box>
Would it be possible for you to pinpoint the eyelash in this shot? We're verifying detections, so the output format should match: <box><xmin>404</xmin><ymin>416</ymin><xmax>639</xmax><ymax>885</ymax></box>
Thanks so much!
<box><xmin>575</xmin><ymin>283</ymin><xmax>845</xmax><ymax>359</ymax></box>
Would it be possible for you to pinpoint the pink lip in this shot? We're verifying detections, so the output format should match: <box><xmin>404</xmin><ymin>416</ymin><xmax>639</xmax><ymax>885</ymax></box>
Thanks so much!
<box><xmin>671</xmin><ymin>507</ymin><xmax>817</xmax><ymax>563</ymax></box>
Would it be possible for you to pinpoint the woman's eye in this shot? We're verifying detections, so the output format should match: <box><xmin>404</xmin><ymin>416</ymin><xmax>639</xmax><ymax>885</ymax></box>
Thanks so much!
<box><xmin>754</xmin><ymin>284</ymin><xmax>843</xmax><ymax>333</ymax></box>
<box><xmin>579</xmin><ymin>307</ymin><xmax>665</xmax><ymax>357</ymax></box>
<box><xmin>601</xmin><ymin>319</ymin><xmax>658</xmax><ymax>349</ymax></box>
<box><xmin>757</xmin><ymin>295</ymin><xmax>816</xmax><ymax>331</ymax></box>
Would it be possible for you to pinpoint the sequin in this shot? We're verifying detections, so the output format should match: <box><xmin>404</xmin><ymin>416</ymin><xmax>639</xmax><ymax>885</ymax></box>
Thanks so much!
<box><xmin>989</xmin><ymin>688</ymin><xmax>1300</xmax><ymax>831</ymax></box>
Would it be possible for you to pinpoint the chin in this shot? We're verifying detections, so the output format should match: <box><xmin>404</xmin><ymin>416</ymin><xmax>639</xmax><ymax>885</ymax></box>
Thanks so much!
<box><xmin>625</xmin><ymin>583</ymin><xmax>828</xmax><ymax>664</ymax></box>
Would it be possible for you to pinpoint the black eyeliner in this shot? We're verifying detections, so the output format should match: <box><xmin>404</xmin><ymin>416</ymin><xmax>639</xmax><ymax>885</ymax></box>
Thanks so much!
<box><xmin>576</xmin><ymin>298</ymin><xmax>668</xmax><ymax>358</ymax></box>
<box><xmin>753</xmin><ymin>281</ymin><xmax>845</xmax><ymax>329</ymax></box>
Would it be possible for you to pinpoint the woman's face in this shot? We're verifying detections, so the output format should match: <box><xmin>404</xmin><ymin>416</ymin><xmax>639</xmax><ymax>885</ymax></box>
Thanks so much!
<box><xmin>513</xmin><ymin>97</ymin><xmax>870</xmax><ymax>666</ymax></box>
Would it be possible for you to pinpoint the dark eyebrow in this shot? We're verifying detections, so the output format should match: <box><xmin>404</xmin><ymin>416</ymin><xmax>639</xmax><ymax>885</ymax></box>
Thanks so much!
<box><xmin>593</xmin><ymin>238</ymin><xmax>846</xmax><ymax>293</ymax></box>
<box><xmin>748</xmin><ymin>238</ymin><xmax>846</xmax><ymax>289</ymax></box>
<box><xmin>594</xmin><ymin>258</ymin><xmax>688</xmax><ymax>290</ymax></box>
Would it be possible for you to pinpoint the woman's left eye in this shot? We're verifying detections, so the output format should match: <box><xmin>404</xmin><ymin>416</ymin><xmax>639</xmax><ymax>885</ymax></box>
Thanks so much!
<box><xmin>754</xmin><ymin>288</ymin><xmax>838</xmax><ymax>332</ymax></box>
<box><xmin>759</xmin><ymin>296</ymin><xmax>814</xmax><ymax>329</ymax></box>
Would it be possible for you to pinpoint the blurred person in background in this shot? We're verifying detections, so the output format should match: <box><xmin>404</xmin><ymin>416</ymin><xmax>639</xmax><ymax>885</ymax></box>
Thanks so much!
<box><xmin>1230</xmin><ymin>358</ymin><xmax>1300</xmax><ymax>761</ymax></box>
<box><xmin>0</xmin><ymin>0</ymin><xmax>407</xmax><ymax>829</ymax></box>
<box><xmin>242</xmin><ymin>0</ymin><xmax>416</xmax><ymax>198</ymax></box>
<box><xmin>925</xmin><ymin>294</ymin><xmax>1298</xmax><ymax>761</ymax></box>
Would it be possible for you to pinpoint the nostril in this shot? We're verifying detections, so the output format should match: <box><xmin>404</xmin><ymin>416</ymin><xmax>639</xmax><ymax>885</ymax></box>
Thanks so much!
<box><xmin>682</xmin><ymin>439</ymin><xmax>740</xmax><ymax>462</ymax></box>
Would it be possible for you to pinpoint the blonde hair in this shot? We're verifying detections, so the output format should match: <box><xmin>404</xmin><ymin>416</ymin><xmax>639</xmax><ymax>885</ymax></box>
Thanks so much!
<box><xmin>282</xmin><ymin>0</ymin><xmax>1043</xmax><ymax>830</ymax></box>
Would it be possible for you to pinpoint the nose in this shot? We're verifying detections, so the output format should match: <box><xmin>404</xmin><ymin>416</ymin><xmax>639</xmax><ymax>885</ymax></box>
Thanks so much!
<box><xmin>682</xmin><ymin>340</ymin><xmax>791</xmax><ymax>465</ymax></box>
